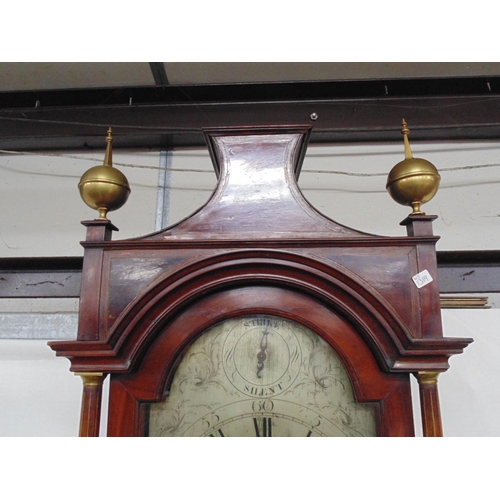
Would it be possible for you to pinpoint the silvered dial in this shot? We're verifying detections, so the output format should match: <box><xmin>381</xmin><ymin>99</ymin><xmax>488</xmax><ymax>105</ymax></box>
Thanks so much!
<box><xmin>148</xmin><ymin>314</ymin><xmax>376</xmax><ymax>437</ymax></box>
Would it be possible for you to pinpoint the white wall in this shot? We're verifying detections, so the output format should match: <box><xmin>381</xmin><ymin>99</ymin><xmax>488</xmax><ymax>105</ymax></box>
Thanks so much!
<box><xmin>1</xmin><ymin>139</ymin><xmax>499</xmax><ymax>436</ymax></box>
<box><xmin>439</xmin><ymin>308</ymin><xmax>500</xmax><ymax>436</ymax></box>
<box><xmin>300</xmin><ymin>141</ymin><xmax>500</xmax><ymax>250</ymax></box>
<box><xmin>0</xmin><ymin>149</ymin><xmax>161</xmax><ymax>257</ymax></box>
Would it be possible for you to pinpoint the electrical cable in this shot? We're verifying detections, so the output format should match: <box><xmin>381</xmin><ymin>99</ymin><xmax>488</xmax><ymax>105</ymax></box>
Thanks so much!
<box><xmin>1</xmin><ymin>149</ymin><xmax>499</xmax><ymax>177</ymax></box>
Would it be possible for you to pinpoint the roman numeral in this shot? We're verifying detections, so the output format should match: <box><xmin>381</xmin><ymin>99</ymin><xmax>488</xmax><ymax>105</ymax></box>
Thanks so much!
<box><xmin>253</xmin><ymin>417</ymin><xmax>272</xmax><ymax>437</ymax></box>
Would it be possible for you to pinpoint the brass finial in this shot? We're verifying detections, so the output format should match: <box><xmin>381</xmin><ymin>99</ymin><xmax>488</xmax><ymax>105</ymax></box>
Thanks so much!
<box><xmin>402</xmin><ymin>119</ymin><xmax>412</xmax><ymax>159</ymax></box>
<box><xmin>103</xmin><ymin>127</ymin><xmax>113</xmax><ymax>166</ymax></box>
<box><xmin>78</xmin><ymin>128</ymin><xmax>131</xmax><ymax>220</ymax></box>
<box><xmin>386</xmin><ymin>120</ymin><xmax>441</xmax><ymax>215</ymax></box>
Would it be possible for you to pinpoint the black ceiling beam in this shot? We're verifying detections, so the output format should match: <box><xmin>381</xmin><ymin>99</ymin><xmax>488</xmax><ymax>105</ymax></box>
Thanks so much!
<box><xmin>1</xmin><ymin>77</ymin><xmax>500</xmax><ymax>150</ymax></box>
<box><xmin>0</xmin><ymin>257</ymin><xmax>83</xmax><ymax>298</ymax></box>
<box><xmin>1</xmin><ymin>76</ymin><xmax>499</xmax><ymax>108</ymax></box>
<box><xmin>149</xmin><ymin>63</ymin><xmax>169</xmax><ymax>86</ymax></box>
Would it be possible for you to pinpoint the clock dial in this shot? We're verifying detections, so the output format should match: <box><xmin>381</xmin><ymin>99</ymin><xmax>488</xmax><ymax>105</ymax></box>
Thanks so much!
<box><xmin>148</xmin><ymin>315</ymin><xmax>376</xmax><ymax>437</ymax></box>
<box><xmin>222</xmin><ymin>316</ymin><xmax>301</xmax><ymax>397</ymax></box>
<box><xmin>185</xmin><ymin>399</ymin><xmax>350</xmax><ymax>437</ymax></box>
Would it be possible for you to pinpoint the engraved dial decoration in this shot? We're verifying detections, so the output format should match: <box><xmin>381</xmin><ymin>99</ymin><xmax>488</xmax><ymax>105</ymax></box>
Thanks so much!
<box><xmin>222</xmin><ymin>316</ymin><xmax>301</xmax><ymax>397</ymax></box>
<box><xmin>148</xmin><ymin>315</ymin><xmax>376</xmax><ymax>437</ymax></box>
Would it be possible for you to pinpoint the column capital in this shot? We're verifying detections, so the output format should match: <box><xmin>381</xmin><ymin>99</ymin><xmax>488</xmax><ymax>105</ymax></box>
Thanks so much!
<box><xmin>416</xmin><ymin>371</ymin><xmax>440</xmax><ymax>385</ymax></box>
<box><xmin>75</xmin><ymin>372</ymin><xmax>106</xmax><ymax>387</ymax></box>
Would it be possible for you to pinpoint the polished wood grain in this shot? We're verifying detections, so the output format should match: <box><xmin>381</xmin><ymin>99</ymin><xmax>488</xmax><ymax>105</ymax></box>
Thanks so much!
<box><xmin>4</xmin><ymin>251</ymin><xmax>499</xmax><ymax>299</ymax></box>
<box><xmin>416</xmin><ymin>371</ymin><xmax>444</xmax><ymax>437</ymax></box>
<box><xmin>76</xmin><ymin>372</ymin><xmax>106</xmax><ymax>437</ymax></box>
<box><xmin>49</xmin><ymin>126</ymin><xmax>472</xmax><ymax>437</ymax></box>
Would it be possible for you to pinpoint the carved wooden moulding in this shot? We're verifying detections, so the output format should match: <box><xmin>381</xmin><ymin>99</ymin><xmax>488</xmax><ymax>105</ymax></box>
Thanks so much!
<box><xmin>49</xmin><ymin>126</ymin><xmax>472</xmax><ymax>437</ymax></box>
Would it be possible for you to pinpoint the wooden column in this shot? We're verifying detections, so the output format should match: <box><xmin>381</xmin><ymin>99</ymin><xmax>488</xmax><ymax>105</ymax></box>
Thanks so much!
<box><xmin>75</xmin><ymin>372</ymin><xmax>107</xmax><ymax>437</ymax></box>
<box><xmin>415</xmin><ymin>371</ymin><xmax>443</xmax><ymax>437</ymax></box>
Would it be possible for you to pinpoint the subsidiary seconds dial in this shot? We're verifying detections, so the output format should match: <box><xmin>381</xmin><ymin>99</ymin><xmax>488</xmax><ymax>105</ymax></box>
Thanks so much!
<box><xmin>222</xmin><ymin>316</ymin><xmax>301</xmax><ymax>398</ymax></box>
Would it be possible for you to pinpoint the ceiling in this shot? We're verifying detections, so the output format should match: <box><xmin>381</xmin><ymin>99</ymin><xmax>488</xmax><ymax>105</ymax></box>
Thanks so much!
<box><xmin>2</xmin><ymin>62</ymin><xmax>500</xmax><ymax>150</ymax></box>
<box><xmin>1</xmin><ymin>62</ymin><xmax>500</xmax><ymax>91</ymax></box>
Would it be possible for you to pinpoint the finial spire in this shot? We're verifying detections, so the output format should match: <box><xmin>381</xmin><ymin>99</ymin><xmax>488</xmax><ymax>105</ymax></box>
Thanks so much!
<box><xmin>103</xmin><ymin>127</ymin><xmax>113</xmax><ymax>167</ymax></box>
<box><xmin>402</xmin><ymin>119</ymin><xmax>413</xmax><ymax>160</ymax></box>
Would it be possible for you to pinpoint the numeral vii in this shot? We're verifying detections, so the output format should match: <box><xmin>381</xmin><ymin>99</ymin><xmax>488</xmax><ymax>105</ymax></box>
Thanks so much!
<box><xmin>253</xmin><ymin>417</ymin><xmax>272</xmax><ymax>437</ymax></box>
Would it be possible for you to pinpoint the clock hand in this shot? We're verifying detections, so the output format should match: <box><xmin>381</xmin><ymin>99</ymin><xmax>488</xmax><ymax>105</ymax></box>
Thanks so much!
<box><xmin>256</xmin><ymin>328</ymin><xmax>269</xmax><ymax>378</ymax></box>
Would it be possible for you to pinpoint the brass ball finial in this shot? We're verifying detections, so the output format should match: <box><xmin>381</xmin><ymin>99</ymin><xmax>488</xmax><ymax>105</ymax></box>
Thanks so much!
<box><xmin>386</xmin><ymin>119</ymin><xmax>441</xmax><ymax>215</ymax></box>
<box><xmin>78</xmin><ymin>128</ymin><xmax>131</xmax><ymax>220</ymax></box>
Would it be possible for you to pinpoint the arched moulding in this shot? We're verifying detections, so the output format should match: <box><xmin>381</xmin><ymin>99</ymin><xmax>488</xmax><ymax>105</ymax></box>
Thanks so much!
<box><xmin>51</xmin><ymin>249</ymin><xmax>470</xmax><ymax>375</ymax></box>
<box><xmin>108</xmin><ymin>285</ymin><xmax>415</xmax><ymax>437</ymax></box>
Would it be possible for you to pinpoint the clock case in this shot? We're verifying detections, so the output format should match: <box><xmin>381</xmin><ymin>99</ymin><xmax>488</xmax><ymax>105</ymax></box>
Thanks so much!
<box><xmin>49</xmin><ymin>126</ymin><xmax>472</xmax><ymax>437</ymax></box>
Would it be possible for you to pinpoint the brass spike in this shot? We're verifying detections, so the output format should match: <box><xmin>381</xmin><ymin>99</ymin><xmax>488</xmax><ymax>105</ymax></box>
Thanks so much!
<box><xmin>402</xmin><ymin>119</ymin><xmax>413</xmax><ymax>160</ymax></box>
<box><xmin>103</xmin><ymin>127</ymin><xmax>113</xmax><ymax>167</ymax></box>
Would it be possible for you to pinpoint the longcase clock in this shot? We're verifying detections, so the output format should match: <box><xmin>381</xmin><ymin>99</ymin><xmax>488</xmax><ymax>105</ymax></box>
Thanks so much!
<box><xmin>49</xmin><ymin>125</ymin><xmax>472</xmax><ymax>437</ymax></box>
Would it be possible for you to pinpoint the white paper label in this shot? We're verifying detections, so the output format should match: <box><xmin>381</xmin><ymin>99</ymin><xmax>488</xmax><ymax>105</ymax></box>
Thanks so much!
<box><xmin>412</xmin><ymin>269</ymin><xmax>433</xmax><ymax>289</ymax></box>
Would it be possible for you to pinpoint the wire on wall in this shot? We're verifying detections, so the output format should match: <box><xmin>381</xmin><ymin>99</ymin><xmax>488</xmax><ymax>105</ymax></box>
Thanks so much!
<box><xmin>1</xmin><ymin>149</ymin><xmax>500</xmax><ymax>178</ymax></box>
